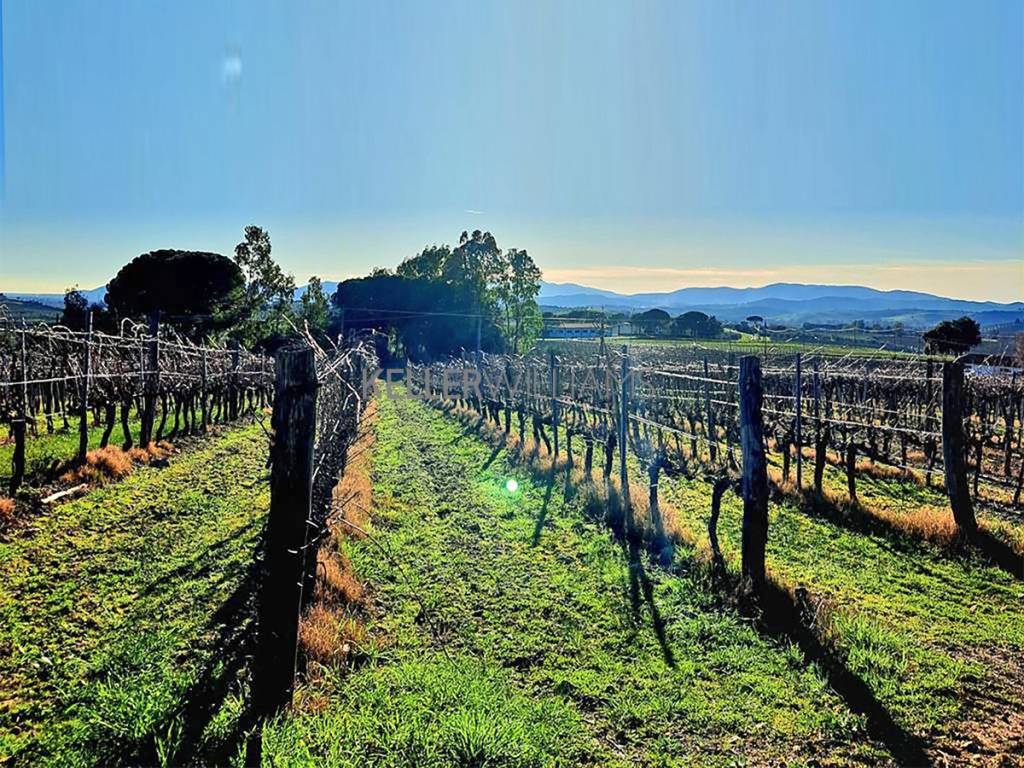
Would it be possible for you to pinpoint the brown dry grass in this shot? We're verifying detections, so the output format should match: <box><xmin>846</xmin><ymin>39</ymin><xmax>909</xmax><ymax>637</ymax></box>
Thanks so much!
<box><xmin>771</xmin><ymin>469</ymin><xmax>1024</xmax><ymax>560</ymax></box>
<box><xmin>59</xmin><ymin>442</ymin><xmax>176</xmax><ymax>486</ymax></box>
<box><xmin>298</xmin><ymin>603</ymin><xmax>369</xmax><ymax>666</ymax></box>
<box><xmin>297</xmin><ymin>400</ymin><xmax>377</xmax><ymax>675</ymax></box>
<box><xmin>315</xmin><ymin>549</ymin><xmax>365</xmax><ymax>605</ymax></box>
<box><xmin>0</xmin><ymin>497</ymin><xmax>15</xmax><ymax>526</ymax></box>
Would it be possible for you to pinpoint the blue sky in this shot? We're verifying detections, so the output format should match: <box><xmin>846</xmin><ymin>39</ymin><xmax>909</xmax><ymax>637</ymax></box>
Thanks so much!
<box><xmin>1</xmin><ymin>0</ymin><xmax>1021</xmax><ymax>300</ymax></box>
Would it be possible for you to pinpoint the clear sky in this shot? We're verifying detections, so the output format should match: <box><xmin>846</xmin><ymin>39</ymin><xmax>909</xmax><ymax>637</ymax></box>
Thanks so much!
<box><xmin>1</xmin><ymin>0</ymin><xmax>1021</xmax><ymax>301</ymax></box>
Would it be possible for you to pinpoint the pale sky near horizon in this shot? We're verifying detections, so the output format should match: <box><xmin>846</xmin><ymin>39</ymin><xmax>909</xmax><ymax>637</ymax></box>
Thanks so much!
<box><xmin>0</xmin><ymin>0</ymin><xmax>1021</xmax><ymax>301</ymax></box>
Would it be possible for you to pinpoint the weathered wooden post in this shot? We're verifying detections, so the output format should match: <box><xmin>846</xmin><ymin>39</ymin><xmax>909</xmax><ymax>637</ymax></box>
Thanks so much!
<box><xmin>549</xmin><ymin>349</ymin><xmax>559</xmax><ymax>458</ymax></box>
<box><xmin>77</xmin><ymin>312</ymin><xmax>93</xmax><ymax>462</ymax></box>
<box><xmin>942</xmin><ymin>359</ymin><xmax>977</xmax><ymax>536</ymax></box>
<box><xmin>795</xmin><ymin>353</ymin><xmax>802</xmax><ymax>490</ymax></box>
<box><xmin>9</xmin><ymin>331</ymin><xmax>28</xmax><ymax>495</ymax></box>
<box><xmin>200</xmin><ymin>348</ymin><xmax>209</xmax><ymax>430</ymax></box>
<box><xmin>703</xmin><ymin>356</ymin><xmax>717</xmax><ymax>463</ymax></box>
<box><xmin>619</xmin><ymin>346</ymin><xmax>632</xmax><ymax>527</ymax></box>
<box><xmin>739</xmin><ymin>356</ymin><xmax>768</xmax><ymax>593</ymax></box>
<box><xmin>249</xmin><ymin>346</ymin><xmax>318</xmax><ymax>761</ymax></box>
<box><xmin>813</xmin><ymin>358</ymin><xmax>826</xmax><ymax>493</ymax></box>
<box><xmin>229</xmin><ymin>340</ymin><xmax>241</xmax><ymax>420</ymax></box>
<box><xmin>140</xmin><ymin>312</ymin><xmax>160</xmax><ymax>446</ymax></box>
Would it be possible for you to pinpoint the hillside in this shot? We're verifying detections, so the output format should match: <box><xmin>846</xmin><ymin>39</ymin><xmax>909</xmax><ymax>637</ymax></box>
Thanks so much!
<box><xmin>539</xmin><ymin>281</ymin><xmax>1024</xmax><ymax>328</ymax></box>
<box><xmin>0</xmin><ymin>295</ymin><xmax>62</xmax><ymax>323</ymax></box>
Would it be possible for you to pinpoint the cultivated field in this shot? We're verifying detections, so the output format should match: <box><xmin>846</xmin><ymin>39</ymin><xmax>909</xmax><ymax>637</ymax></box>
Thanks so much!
<box><xmin>1</xmin><ymin>332</ymin><xmax>1022</xmax><ymax>766</ymax></box>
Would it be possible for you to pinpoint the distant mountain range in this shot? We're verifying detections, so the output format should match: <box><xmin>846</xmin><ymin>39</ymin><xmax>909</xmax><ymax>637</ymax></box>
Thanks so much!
<box><xmin>5</xmin><ymin>287</ymin><xmax>109</xmax><ymax>308</ymax></box>
<box><xmin>539</xmin><ymin>281</ymin><xmax>1024</xmax><ymax>329</ymax></box>
<box><xmin>6</xmin><ymin>279</ymin><xmax>1022</xmax><ymax>331</ymax></box>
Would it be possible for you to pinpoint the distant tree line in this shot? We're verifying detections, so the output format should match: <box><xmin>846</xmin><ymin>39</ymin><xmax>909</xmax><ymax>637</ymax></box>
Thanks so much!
<box><xmin>334</xmin><ymin>230</ymin><xmax>543</xmax><ymax>361</ymax></box>
<box><xmin>630</xmin><ymin>308</ymin><xmax>727</xmax><ymax>339</ymax></box>
<box><xmin>60</xmin><ymin>226</ymin><xmax>544</xmax><ymax>360</ymax></box>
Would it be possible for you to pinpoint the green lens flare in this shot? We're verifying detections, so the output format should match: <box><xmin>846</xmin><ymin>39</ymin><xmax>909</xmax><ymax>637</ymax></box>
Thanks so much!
<box><xmin>505</xmin><ymin>478</ymin><xmax>519</xmax><ymax>493</ymax></box>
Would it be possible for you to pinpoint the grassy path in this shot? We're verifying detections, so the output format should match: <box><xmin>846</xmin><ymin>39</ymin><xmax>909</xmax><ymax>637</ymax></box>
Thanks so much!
<box><xmin>262</xmin><ymin>393</ymin><xmax>887</xmax><ymax>767</ymax></box>
<box><xmin>0</xmin><ymin>423</ymin><xmax>268</xmax><ymax>766</ymax></box>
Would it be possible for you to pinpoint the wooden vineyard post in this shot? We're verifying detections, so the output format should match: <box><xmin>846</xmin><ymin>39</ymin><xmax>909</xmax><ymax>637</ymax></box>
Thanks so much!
<box><xmin>704</xmin><ymin>356</ymin><xmax>717</xmax><ymax>463</ymax></box>
<box><xmin>619</xmin><ymin>346</ymin><xmax>632</xmax><ymax>528</ymax></box>
<box><xmin>140</xmin><ymin>312</ymin><xmax>160</xmax><ymax>446</ymax></box>
<box><xmin>9</xmin><ymin>331</ymin><xmax>28</xmax><ymax>495</ymax></box>
<box><xmin>550</xmin><ymin>349</ymin><xmax>559</xmax><ymax>458</ymax></box>
<box><xmin>794</xmin><ymin>353</ymin><xmax>803</xmax><ymax>490</ymax></box>
<box><xmin>200</xmin><ymin>348</ymin><xmax>209</xmax><ymax>431</ymax></box>
<box><xmin>812</xmin><ymin>358</ymin><xmax>825</xmax><ymax>493</ymax></box>
<box><xmin>249</xmin><ymin>346</ymin><xmax>318</xmax><ymax>760</ymax></box>
<box><xmin>78</xmin><ymin>312</ymin><xmax>93</xmax><ymax>462</ymax></box>
<box><xmin>739</xmin><ymin>356</ymin><xmax>768</xmax><ymax>594</ymax></box>
<box><xmin>229</xmin><ymin>340</ymin><xmax>241</xmax><ymax>420</ymax></box>
<box><xmin>942</xmin><ymin>360</ymin><xmax>977</xmax><ymax>536</ymax></box>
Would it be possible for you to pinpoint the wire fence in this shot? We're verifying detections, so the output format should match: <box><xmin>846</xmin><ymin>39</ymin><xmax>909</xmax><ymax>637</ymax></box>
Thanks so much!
<box><xmin>1</xmin><ymin>315</ymin><xmax>274</xmax><ymax>494</ymax></box>
<box><xmin>408</xmin><ymin>341</ymin><xmax>1024</xmax><ymax>514</ymax></box>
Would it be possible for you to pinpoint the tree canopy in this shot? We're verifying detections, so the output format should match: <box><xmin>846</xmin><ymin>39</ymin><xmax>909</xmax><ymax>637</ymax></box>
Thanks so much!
<box><xmin>671</xmin><ymin>311</ymin><xmax>723</xmax><ymax>339</ymax></box>
<box><xmin>232</xmin><ymin>225</ymin><xmax>297</xmax><ymax>347</ymax></box>
<box><xmin>105</xmin><ymin>250</ymin><xmax>244</xmax><ymax>338</ymax></box>
<box><xmin>60</xmin><ymin>288</ymin><xmax>90</xmax><ymax>331</ymax></box>
<box><xmin>333</xmin><ymin>274</ymin><xmax>499</xmax><ymax>361</ymax></box>
<box><xmin>633</xmin><ymin>308</ymin><xmax>671</xmax><ymax>335</ymax></box>
<box><xmin>923</xmin><ymin>316</ymin><xmax>982</xmax><ymax>354</ymax></box>
<box><xmin>298</xmin><ymin>276</ymin><xmax>331</xmax><ymax>340</ymax></box>
<box><xmin>377</xmin><ymin>230</ymin><xmax>543</xmax><ymax>356</ymax></box>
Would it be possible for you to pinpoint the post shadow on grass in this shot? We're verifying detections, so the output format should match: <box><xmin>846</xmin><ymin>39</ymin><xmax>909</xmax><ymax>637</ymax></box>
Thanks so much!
<box><xmin>98</xmin><ymin>556</ymin><xmax>261</xmax><ymax>767</ymax></box>
<box><xmin>625</xmin><ymin>536</ymin><xmax>676</xmax><ymax>668</ymax></box>
<box><xmin>482</xmin><ymin>442</ymin><xmax>503</xmax><ymax>471</ymax></box>
<box><xmin>778</xmin><ymin>481</ymin><xmax>1023</xmax><ymax>581</ymax></box>
<box><xmin>530</xmin><ymin>471</ymin><xmax>556</xmax><ymax>547</ymax></box>
<box><xmin>752</xmin><ymin>580</ymin><xmax>930</xmax><ymax>766</ymax></box>
<box><xmin>169</xmin><ymin>561</ymin><xmax>261</xmax><ymax>766</ymax></box>
<box><xmin>136</xmin><ymin>520</ymin><xmax>263</xmax><ymax>600</ymax></box>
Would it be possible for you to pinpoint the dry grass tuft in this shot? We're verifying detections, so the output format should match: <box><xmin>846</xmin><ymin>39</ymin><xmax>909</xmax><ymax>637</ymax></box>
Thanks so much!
<box><xmin>299</xmin><ymin>603</ymin><xmax>368</xmax><ymax>666</ymax></box>
<box><xmin>328</xmin><ymin>401</ymin><xmax>377</xmax><ymax>539</ymax></box>
<box><xmin>73</xmin><ymin>446</ymin><xmax>134</xmax><ymax>482</ymax></box>
<box><xmin>0</xmin><ymin>497</ymin><xmax>15</xmax><ymax>525</ymax></box>
<box><xmin>127</xmin><ymin>447</ymin><xmax>151</xmax><ymax>463</ymax></box>
<box><xmin>59</xmin><ymin>442</ymin><xmax>175</xmax><ymax>487</ymax></box>
<box><xmin>317</xmin><ymin>549</ymin><xmax>365</xmax><ymax>605</ymax></box>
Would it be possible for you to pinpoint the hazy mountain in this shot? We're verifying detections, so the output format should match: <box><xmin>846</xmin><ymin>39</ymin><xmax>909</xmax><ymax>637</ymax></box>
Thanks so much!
<box><xmin>539</xmin><ymin>281</ymin><xmax>623</xmax><ymax>302</ymax></box>
<box><xmin>540</xmin><ymin>281</ymin><xmax>1024</xmax><ymax>329</ymax></box>
<box><xmin>0</xmin><ymin>295</ymin><xmax>63</xmax><ymax>322</ymax></box>
<box><xmin>7</xmin><ymin>279</ymin><xmax>1021</xmax><ymax>330</ymax></box>
<box><xmin>4</xmin><ymin>287</ymin><xmax>107</xmax><ymax>308</ymax></box>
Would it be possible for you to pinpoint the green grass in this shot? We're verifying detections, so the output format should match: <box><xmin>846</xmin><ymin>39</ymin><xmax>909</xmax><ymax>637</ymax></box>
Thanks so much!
<box><xmin>0</xmin><ymin>422</ymin><xmax>268</xmax><ymax>766</ymax></box>
<box><xmin>258</xmin><ymin>392</ymin><xmax>886</xmax><ymax>766</ymax></box>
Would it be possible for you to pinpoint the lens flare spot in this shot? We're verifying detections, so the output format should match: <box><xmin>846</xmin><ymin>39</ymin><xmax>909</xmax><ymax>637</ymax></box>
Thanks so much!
<box><xmin>505</xmin><ymin>478</ymin><xmax>519</xmax><ymax>494</ymax></box>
